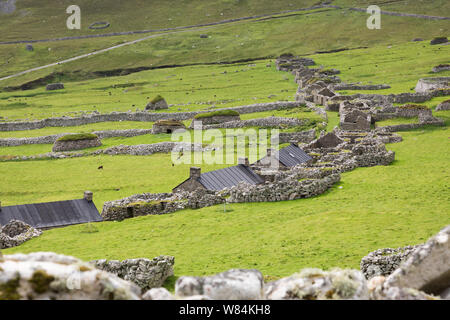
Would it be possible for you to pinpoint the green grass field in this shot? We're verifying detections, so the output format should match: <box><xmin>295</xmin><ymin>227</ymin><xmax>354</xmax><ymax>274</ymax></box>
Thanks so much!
<box><xmin>4</xmin><ymin>118</ymin><xmax>449</xmax><ymax>280</ymax></box>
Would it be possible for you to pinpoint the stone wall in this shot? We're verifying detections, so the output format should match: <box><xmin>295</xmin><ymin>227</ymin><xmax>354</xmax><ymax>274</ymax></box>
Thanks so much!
<box><xmin>52</xmin><ymin>137</ymin><xmax>102</xmax><ymax>152</ymax></box>
<box><xmin>0</xmin><ymin>129</ymin><xmax>153</xmax><ymax>147</ymax></box>
<box><xmin>91</xmin><ymin>256</ymin><xmax>175</xmax><ymax>292</ymax></box>
<box><xmin>332</xmin><ymin>83</ymin><xmax>391</xmax><ymax>91</ymax></box>
<box><xmin>0</xmin><ymin>220</ymin><xmax>42</xmax><ymax>249</ymax></box>
<box><xmin>415</xmin><ymin>77</ymin><xmax>450</xmax><ymax>93</ymax></box>
<box><xmin>360</xmin><ymin>245</ymin><xmax>422</xmax><ymax>279</ymax></box>
<box><xmin>190</xmin><ymin>115</ymin><xmax>240</xmax><ymax>127</ymax></box>
<box><xmin>0</xmin><ymin>102</ymin><xmax>302</xmax><ymax>132</ymax></box>
<box><xmin>203</xmin><ymin>116</ymin><xmax>309</xmax><ymax>129</ymax></box>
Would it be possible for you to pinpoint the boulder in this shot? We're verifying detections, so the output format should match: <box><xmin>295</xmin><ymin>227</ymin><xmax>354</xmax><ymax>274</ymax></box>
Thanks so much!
<box><xmin>265</xmin><ymin>268</ymin><xmax>369</xmax><ymax>300</ymax></box>
<box><xmin>146</xmin><ymin>96</ymin><xmax>169</xmax><ymax>110</ymax></box>
<box><xmin>384</xmin><ymin>225</ymin><xmax>450</xmax><ymax>297</ymax></box>
<box><xmin>436</xmin><ymin>100</ymin><xmax>450</xmax><ymax>111</ymax></box>
<box><xmin>0</xmin><ymin>252</ymin><xmax>141</xmax><ymax>300</ymax></box>
<box><xmin>430</xmin><ymin>37</ymin><xmax>448</xmax><ymax>45</ymax></box>
<box><xmin>46</xmin><ymin>83</ymin><xmax>64</xmax><ymax>91</ymax></box>
<box><xmin>91</xmin><ymin>256</ymin><xmax>175</xmax><ymax>291</ymax></box>
<box><xmin>175</xmin><ymin>269</ymin><xmax>264</xmax><ymax>300</ymax></box>
<box><xmin>25</xmin><ymin>44</ymin><xmax>33</xmax><ymax>51</ymax></box>
<box><xmin>142</xmin><ymin>288</ymin><xmax>175</xmax><ymax>300</ymax></box>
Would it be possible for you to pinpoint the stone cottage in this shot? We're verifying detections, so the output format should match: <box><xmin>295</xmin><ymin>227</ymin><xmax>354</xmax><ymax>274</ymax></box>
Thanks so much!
<box><xmin>340</xmin><ymin>109</ymin><xmax>372</xmax><ymax>131</ymax></box>
<box><xmin>172</xmin><ymin>158</ymin><xmax>264</xmax><ymax>193</ymax></box>
<box><xmin>313</xmin><ymin>87</ymin><xmax>336</xmax><ymax>106</ymax></box>
<box><xmin>152</xmin><ymin>119</ymin><xmax>186</xmax><ymax>134</ymax></box>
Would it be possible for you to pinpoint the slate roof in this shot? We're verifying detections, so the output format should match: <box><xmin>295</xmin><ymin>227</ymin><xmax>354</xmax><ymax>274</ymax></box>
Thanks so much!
<box><xmin>198</xmin><ymin>165</ymin><xmax>264</xmax><ymax>191</ymax></box>
<box><xmin>277</xmin><ymin>143</ymin><xmax>313</xmax><ymax>167</ymax></box>
<box><xmin>0</xmin><ymin>199</ymin><xmax>103</xmax><ymax>229</ymax></box>
<box><xmin>255</xmin><ymin>143</ymin><xmax>312</xmax><ymax>168</ymax></box>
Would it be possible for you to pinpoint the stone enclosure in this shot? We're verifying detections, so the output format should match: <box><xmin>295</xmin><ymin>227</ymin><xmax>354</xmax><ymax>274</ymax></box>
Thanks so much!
<box><xmin>52</xmin><ymin>134</ymin><xmax>102</xmax><ymax>152</ymax></box>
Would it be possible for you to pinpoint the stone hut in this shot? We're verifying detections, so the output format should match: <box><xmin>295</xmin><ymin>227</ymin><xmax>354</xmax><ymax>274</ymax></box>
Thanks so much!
<box><xmin>46</xmin><ymin>83</ymin><xmax>64</xmax><ymax>91</ymax></box>
<box><xmin>152</xmin><ymin>119</ymin><xmax>186</xmax><ymax>134</ymax></box>
<box><xmin>52</xmin><ymin>133</ymin><xmax>102</xmax><ymax>152</ymax></box>
<box><xmin>190</xmin><ymin>110</ymin><xmax>240</xmax><ymax>128</ymax></box>
<box><xmin>340</xmin><ymin>109</ymin><xmax>372</xmax><ymax>131</ymax></box>
<box><xmin>173</xmin><ymin>159</ymin><xmax>264</xmax><ymax>193</ymax></box>
<box><xmin>314</xmin><ymin>87</ymin><xmax>336</xmax><ymax>106</ymax></box>
<box><xmin>307</xmin><ymin>132</ymin><xmax>344</xmax><ymax>149</ymax></box>
<box><xmin>146</xmin><ymin>95</ymin><xmax>169</xmax><ymax>110</ymax></box>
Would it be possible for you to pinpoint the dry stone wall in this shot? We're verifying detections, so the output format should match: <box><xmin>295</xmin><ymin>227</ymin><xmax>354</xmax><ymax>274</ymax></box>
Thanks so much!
<box><xmin>91</xmin><ymin>256</ymin><xmax>175</xmax><ymax>292</ymax></box>
<box><xmin>0</xmin><ymin>102</ymin><xmax>303</xmax><ymax>132</ymax></box>
<box><xmin>0</xmin><ymin>220</ymin><xmax>42</xmax><ymax>249</ymax></box>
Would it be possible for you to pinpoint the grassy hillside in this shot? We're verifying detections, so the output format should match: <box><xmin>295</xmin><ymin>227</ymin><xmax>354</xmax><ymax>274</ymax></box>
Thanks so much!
<box><xmin>1</xmin><ymin>3</ymin><xmax>448</xmax><ymax>86</ymax></box>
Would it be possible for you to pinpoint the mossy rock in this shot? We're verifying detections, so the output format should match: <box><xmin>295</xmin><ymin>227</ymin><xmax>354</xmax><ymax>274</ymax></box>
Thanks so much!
<box><xmin>56</xmin><ymin>133</ymin><xmax>99</xmax><ymax>142</ymax></box>
<box><xmin>194</xmin><ymin>110</ymin><xmax>240</xmax><ymax>119</ymax></box>
<box><xmin>150</xmin><ymin>95</ymin><xmax>165</xmax><ymax>104</ymax></box>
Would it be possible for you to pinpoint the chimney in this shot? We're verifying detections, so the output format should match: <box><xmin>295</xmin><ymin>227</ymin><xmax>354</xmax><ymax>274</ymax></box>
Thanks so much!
<box><xmin>238</xmin><ymin>157</ymin><xmax>249</xmax><ymax>166</ymax></box>
<box><xmin>267</xmin><ymin>148</ymin><xmax>274</xmax><ymax>157</ymax></box>
<box><xmin>190</xmin><ymin>167</ymin><xmax>201</xmax><ymax>179</ymax></box>
<box><xmin>84</xmin><ymin>191</ymin><xmax>93</xmax><ymax>202</ymax></box>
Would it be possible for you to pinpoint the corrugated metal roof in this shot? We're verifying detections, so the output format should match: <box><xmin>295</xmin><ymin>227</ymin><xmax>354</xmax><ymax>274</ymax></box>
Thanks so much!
<box><xmin>0</xmin><ymin>199</ymin><xmax>103</xmax><ymax>229</ymax></box>
<box><xmin>198</xmin><ymin>165</ymin><xmax>264</xmax><ymax>191</ymax></box>
<box><xmin>277</xmin><ymin>144</ymin><xmax>313</xmax><ymax>167</ymax></box>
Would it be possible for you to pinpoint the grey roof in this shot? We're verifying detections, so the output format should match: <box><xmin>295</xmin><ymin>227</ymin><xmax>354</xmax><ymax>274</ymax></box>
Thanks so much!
<box><xmin>0</xmin><ymin>199</ymin><xmax>103</xmax><ymax>229</ymax></box>
<box><xmin>198</xmin><ymin>165</ymin><xmax>264</xmax><ymax>191</ymax></box>
<box><xmin>277</xmin><ymin>144</ymin><xmax>313</xmax><ymax>167</ymax></box>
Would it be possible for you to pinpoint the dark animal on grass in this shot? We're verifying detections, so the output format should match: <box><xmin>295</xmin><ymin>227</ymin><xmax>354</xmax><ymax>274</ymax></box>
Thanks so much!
<box><xmin>98</xmin><ymin>166</ymin><xmax>103</xmax><ymax>170</ymax></box>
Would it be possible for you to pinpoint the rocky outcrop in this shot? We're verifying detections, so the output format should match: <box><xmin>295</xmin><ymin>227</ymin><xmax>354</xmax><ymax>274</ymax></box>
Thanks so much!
<box><xmin>265</xmin><ymin>268</ymin><xmax>369</xmax><ymax>300</ymax></box>
<box><xmin>46</xmin><ymin>83</ymin><xmax>64</xmax><ymax>91</ymax></box>
<box><xmin>430</xmin><ymin>37</ymin><xmax>448</xmax><ymax>45</ymax></box>
<box><xmin>0</xmin><ymin>252</ymin><xmax>141</xmax><ymax>300</ymax></box>
<box><xmin>146</xmin><ymin>97</ymin><xmax>168</xmax><ymax>110</ymax></box>
<box><xmin>432</xmin><ymin>64</ymin><xmax>450</xmax><ymax>73</ymax></box>
<box><xmin>436</xmin><ymin>100</ymin><xmax>450</xmax><ymax>111</ymax></box>
<box><xmin>175</xmin><ymin>269</ymin><xmax>264</xmax><ymax>300</ymax></box>
<box><xmin>91</xmin><ymin>256</ymin><xmax>175</xmax><ymax>292</ymax></box>
<box><xmin>0</xmin><ymin>220</ymin><xmax>42</xmax><ymax>249</ymax></box>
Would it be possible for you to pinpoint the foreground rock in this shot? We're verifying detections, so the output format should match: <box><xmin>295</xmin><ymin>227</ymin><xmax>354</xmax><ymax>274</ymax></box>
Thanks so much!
<box><xmin>384</xmin><ymin>225</ymin><xmax>450</xmax><ymax>297</ymax></box>
<box><xmin>175</xmin><ymin>269</ymin><xmax>264</xmax><ymax>300</ymax></box>
<box><xmin>91</xmin><ymin>256</ymin><xmax>175</xmax><ymax>292</ymax></box>
<box><xmin>0</xmin><ymin>252</ymin><xmax>141</xmax><ymax>300</ymax></box>
<box><xmin>265</xmin><ymin>268</ymin><xmax>369</xmax><ymax>300</ymax></box>
<box><xmin>0</xmin><ymin>220</ymin><xmax>42</xmax><ymax>249</ymax></box>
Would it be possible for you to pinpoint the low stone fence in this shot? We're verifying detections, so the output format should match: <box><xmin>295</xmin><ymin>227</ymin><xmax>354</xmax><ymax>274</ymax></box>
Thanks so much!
<box><xmin>360</xmin><ymin>245</ymin><xmax>422</xmax><ymax>279</ymax></box>
<box><xmin>278</xmin><ymin>129</ymin><xmax>316</xmax><ymax>144</ymax></box>
<box><xmin>91</xmin><ymin>256</ymin><xmax>175</xmax><ymax>292</ymax></box>
<box><xmin>332</xmin><ymin>83</ymin><xmax>391</xmax><ymax>91</ymax></box>
<box><xmin>0</xmin><ymin>129</ymin><xmax>154</xmax><ymax>147</ymax></box>
<box><xmin>203</xmin><ymin>117</ymin><xmax>309</xmax><ymax>129</ymax></box>
<box><xmin>0</xmin><ymin>102</ymin><xmax>302</xmax><ymax>132</ymax></box>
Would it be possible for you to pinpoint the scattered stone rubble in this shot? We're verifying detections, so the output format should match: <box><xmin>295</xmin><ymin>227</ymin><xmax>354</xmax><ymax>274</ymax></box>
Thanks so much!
<box><xmin>91</xmin><ymin>256</ymin><xmax>175</xmax><ymax>292</ymax></box>
<box><xmin>0</xmin><ymin>220</ymin><xmax>42</xmax><ymax>249</ymax></box>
